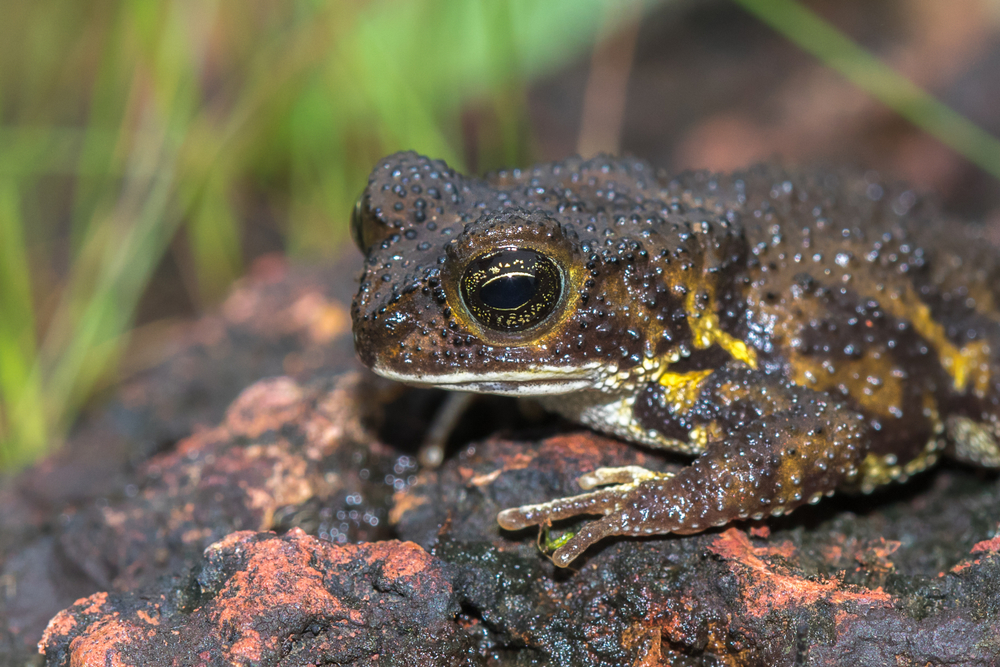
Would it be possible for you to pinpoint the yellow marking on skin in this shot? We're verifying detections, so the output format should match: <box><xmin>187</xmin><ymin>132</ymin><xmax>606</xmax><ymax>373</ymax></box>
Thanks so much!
<box><xmin>657</xmin><ymin>368</ymin><xmax>714</xmax><ymax>415</ymax></box>
<box><xmin>946</xmin><ymin>416</ymin><xmax>1000</xmax><ymax>467</ymax></box>
<box><xmin>578</xmin><ymin>465</ymin><xmax>669</xmax><ymax>489</ymax></box>
<box><xmin>684</xmin><ymin>288</ymin><xmax>758</xmax><ymax>369</ymax></box>
<box><xmin>706</xmin><ymin>420</ymin><xmax>725</xmax><ymax>442</ymax></box>
<box><xmin>954</xmin><ymin>340</ymin><xmax>992</xmax><ymax>397</ymax></box>
<box><xmin>883</xmin><ymin>290</ymin><xmax>991</xmax><ymax>396</ymax></box>
<box><xmin>857</xmin><ymin>441</ymin><xmax>942</xmax><ymax>494</ymax></box>
<box><xmin>648</xmin><ymin>368</ymin><xmax>720</xmax><ymax>453</ymax></box>
<box><xmin>787</xmin><ymin>349</ymin><xmax>903</xmax><ymax>419</ymax></box>
<box><xmin>687</xmin><ymin>424</ymin><xmax>711</xmax><ymax>451</ymax></box>
<box><xmin>855</xmin><ymin>393</ymin><xmax>944</xmax><ymax>493</ymax></box>
<box><xmin>922</xmin><ymin>392</ymin><xmax>944</xmax><ymax>436</ymax></box>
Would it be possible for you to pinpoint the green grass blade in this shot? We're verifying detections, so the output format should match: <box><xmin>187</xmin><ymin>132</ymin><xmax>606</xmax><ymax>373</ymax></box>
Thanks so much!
<box><xmin>0</xmin><ymin>0</ymin><xmax>668</xmax><ymax>468</ymax></box>
<box><xmin>0</xmin><ymin>179</ymin><xmax>46</xmax><ymax>466</ymax></box>
<box><xmin>733</xmin><ymin>0</ymin><xmax>1000</xmax><ymax>181</ymax></box>
<box><xmin>187</xmin><ymin>173</ymin><xmax>244</xmax><ymax>302</ymax></box>
<box><xmin>40</xmin><ymin>150</ymin><xmax>181</xmax><ymax>432</ymax></box>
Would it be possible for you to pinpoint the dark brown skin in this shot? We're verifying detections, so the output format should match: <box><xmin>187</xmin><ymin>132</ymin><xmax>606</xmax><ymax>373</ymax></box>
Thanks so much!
<box><xmin>351</xmin><ymin>151</ymin><xmax>1000</xmax><ymax>567</ymax></box>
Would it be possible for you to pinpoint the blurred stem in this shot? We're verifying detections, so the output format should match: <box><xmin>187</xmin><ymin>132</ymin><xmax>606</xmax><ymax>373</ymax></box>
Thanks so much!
<box><xmin>482</xmin><ymin>0</ymin><xmax>533</xmax><ymax>169</ymax></box>
<box><xmin>31</xmin><ymin>0</ymin><xmax>198</xmax><ymax>451</ymax></box>
<box><xmin>734</xmin><ymin>0</ymin><xmax>1000</xmax><ymax>181</ymax></box>
<box><xmin>186</xmin><ymin>173</ymin><xmax>244</xmax><ymax>304</ymax></box>
<box><xmin>37</xmin><ymin>113</ymin><xmax>181</xmax><ymax>438</ymax></box>
<box><xmin>0</xmin><ymin>180</ymin><xmax>45</xmax><ymax>466</ymax></box>
<box><xmin>70</xmin><ymin>3</ymin><xmax>132</xmax><ymax>253</ymax></box>
<box><xmin>577</xmin><ymin>1</ymin><xmax>641</xmax><ymax>157</ymax></box>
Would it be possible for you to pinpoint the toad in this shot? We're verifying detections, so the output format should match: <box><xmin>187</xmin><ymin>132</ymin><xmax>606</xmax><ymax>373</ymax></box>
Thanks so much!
<box><xmin>351</xmin><ymin>151</ymin><xmax>1000</xmax><ymax>567</ymax></box>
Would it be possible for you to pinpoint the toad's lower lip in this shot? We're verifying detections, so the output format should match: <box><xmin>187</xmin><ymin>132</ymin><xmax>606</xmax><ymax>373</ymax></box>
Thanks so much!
<box><xmin>370</xmin><ymin>363</ymin><xmax>602</xmax><ymax>396</ymax></box>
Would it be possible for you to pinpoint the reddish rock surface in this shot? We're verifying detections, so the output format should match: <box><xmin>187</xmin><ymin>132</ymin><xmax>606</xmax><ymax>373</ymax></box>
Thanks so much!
<box><xmin>0</xmin><ymin>255</ymin><xmax>391</xmax><ymax>664</ymax></box>
<box><xmin>39</xmin><ymin>530</ymin><xmax>467</xmax><ymax>666</ymax></box>
<box><xmin>29</xmin><ymin>425</ymin><xmax>1000</xmax><ymax>666</ymax></box>
<box><xmin>55</xmin><ymin>371</ymin><xmax>401</xmax><ymax>594</ymax></box>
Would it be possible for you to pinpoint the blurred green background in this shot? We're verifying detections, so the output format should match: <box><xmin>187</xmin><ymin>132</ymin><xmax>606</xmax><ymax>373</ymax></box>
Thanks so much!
<box><xmin>0</xmin><ymin>0</ymin><xmax>653</xmax><ymax>467</ymax></box>
<box><xmin>2</xmin><ymin>0</ymin><xmax>999</xmax><ymax>468</ymax></box>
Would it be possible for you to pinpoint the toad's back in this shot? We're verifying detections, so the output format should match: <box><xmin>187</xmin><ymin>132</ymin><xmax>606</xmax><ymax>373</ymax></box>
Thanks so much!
<box><xmin>351</xmin><ymin>152</ymin><xmax>1000</xmax><ymax>566</ymax></box>
<box><xmin>677</xmin><ymin>166</ymin><xmax>1000</xmax><ymax>480</ymax></box>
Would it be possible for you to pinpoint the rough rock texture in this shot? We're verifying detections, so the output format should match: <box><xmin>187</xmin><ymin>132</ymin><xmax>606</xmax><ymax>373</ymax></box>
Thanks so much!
<box><xmin>33</xmin><ymin>424</ymin><xmax>1000</xmax><ymax>666</ymax></box>
<box><xmin>0</xmin><ymin>255</ymin><xmax>379</xmax><ymax>664</ymax></box>
<box><xmin>55</xmin><ymin>371</ymin><xmax>402</xmax><ymax>593</ymax></box>
<box><xmin>39</xmin><ymin>530</ymin><xmax>468</xmax><ymax>666</ymax></box>
<box><xmin>18</xmin><ymin>366</ymin><xmax>417</xmax><ymax>664</ymax></box>
<box><xmin>393</xmin><ymin>434</ymin><xmax>1000</xmax><ymax>666</ymax></box>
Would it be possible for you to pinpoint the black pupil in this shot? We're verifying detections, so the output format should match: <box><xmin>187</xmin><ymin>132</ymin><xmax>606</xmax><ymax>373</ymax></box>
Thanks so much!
<box><xmin>479</xmin><ymin>273</ymin><xmax>537</xmax><ymax>310</ymax></box>
<box><xmin>460</xmin><ymin>247</ymin><xmax>561</xmax><ymax>333</ymax></box>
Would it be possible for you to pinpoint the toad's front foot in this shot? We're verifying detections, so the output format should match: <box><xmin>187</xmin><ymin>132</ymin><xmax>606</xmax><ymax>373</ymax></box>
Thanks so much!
<box><xmin>498</xmin><ymin>469</ymin><xmax>694</xmax><ymax>567</ymax></box>
<box><xmin>498</xmin><ymin>409</ymin><xmax>867</xmax><ymax>567</ymax></box>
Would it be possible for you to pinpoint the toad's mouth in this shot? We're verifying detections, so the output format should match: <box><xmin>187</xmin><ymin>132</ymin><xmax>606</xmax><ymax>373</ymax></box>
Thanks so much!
<box><xmin>370</xmin><ymin>362</ymin><xmax>603</xmax><ymax>396</ymax></box>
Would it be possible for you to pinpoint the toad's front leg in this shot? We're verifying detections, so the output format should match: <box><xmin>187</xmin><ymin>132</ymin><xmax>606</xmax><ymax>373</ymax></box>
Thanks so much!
<box><xmin>498</xmin><ymin>378</ymin><xmax>868</xmax><ymax>567</ymax></box>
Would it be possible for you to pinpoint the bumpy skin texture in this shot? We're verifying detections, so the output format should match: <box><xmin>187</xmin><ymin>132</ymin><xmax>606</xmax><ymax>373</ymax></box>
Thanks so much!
<box><xmin>351</xmin><ymin>151</ymin><xmax>1000</xmax><ymax>567</ymax></box>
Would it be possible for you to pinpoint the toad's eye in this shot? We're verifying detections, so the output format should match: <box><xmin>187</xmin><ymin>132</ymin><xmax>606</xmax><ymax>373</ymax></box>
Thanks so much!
<box><xmin>460</xmin><ymin>248</ymin><xmax>562</xmax><ymax>332</ymax></box>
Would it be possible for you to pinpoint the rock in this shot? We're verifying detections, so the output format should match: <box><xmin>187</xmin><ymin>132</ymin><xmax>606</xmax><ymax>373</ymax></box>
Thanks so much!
<box><xmin>0</xmin><ymin>257</ymin><xmax>374</xmax><ymax>663</ymax></box>
<box><xmin>35</xmin><ymin>424</ymin><xmax>1000</xmax><ymax>666</ymax></box>
<box><xmin>39</xmin><ymin>530</ymin><xmax>469</xmax><ymax>666</ymax></box>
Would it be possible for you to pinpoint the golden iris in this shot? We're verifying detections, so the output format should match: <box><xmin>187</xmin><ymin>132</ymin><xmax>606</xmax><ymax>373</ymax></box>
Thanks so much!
<box><xmin>460</xmin><ymin>248</ymin><xmax>562</xmax><ymax>332</ymax></box>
